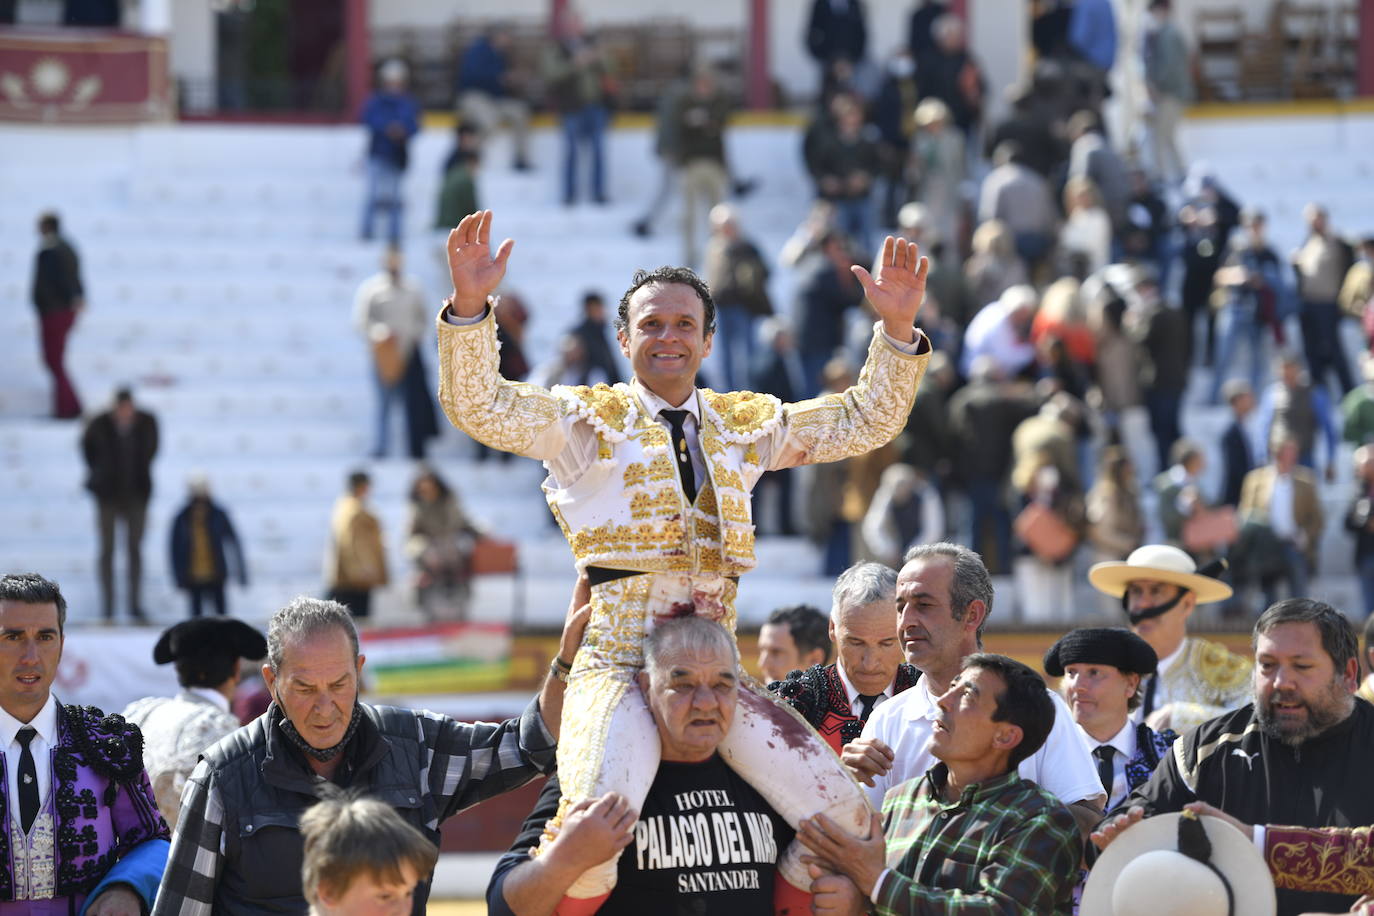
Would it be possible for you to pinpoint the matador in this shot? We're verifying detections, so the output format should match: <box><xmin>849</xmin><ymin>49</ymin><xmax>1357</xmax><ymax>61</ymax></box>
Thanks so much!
<box><xmin>437</xmin><ymin>211</ymin><xmax>931</xmax><ymax>907</ymax></box>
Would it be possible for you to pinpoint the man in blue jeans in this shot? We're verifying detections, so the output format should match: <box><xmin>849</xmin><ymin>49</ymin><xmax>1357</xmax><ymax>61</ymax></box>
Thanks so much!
<box><xmin>360</xmin><ymin>59</ymin><xmax>419</xmax><ymax>243</ymax></box>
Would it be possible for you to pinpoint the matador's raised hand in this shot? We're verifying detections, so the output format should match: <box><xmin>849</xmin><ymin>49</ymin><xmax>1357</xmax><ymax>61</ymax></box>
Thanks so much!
<box><xmin>446</xmin><ymin>210</ymin><xmax>514</xmax><ymax>318</ymax></box>
<box><xmin>851</xmin><ymin>235</ymin><xmax>928</xmax><ymax>344</ymax></box>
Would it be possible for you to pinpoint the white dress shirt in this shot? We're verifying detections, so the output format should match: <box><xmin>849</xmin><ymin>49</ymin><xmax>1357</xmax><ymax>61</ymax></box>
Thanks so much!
<box><xmin>858</xmin><ymin>673</ymin><xmax>1104</xmax><ymax>810</ymax></box>
<box><xmin>835</xmin><ymin>664</ymin><xmax>894</xmax><ymax>719</ymax></box>
<box><xmin>1090</xmin><ymin>718</ymin><xmax>1139</xmax><ymax>811</ymax></box>
<box><xmin>1132</xmin><ymin>640</ymin><xmax>1184</xmax><ymax>724</ymax></box>
<box><xmin>0</xmin><ymin>693</ymin><xmax>59</xmax><ymax>828</ymax></box>
<box><xmin>1269</xmin><ymin>472</ymin><xmax>1297</xmax><ymax>541</ymax></box>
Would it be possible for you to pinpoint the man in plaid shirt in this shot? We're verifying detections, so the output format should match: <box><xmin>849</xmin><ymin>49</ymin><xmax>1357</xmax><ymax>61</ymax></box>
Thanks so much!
<box><xmin>152</xmin><ymin>594</ymin><xmax>584</xmax><ymax>916</ymax></box>
<box><xmin>797</xmin><ymin>654</ymin><xmax>1080</xmax><ymax>915</ymax></box>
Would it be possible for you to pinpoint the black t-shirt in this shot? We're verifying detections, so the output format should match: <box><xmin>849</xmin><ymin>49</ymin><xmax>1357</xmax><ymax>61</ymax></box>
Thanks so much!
<box><xmin>488</xmin><ymin>756</ymin><xmax>794</xmax><ymax>916</ymax></box>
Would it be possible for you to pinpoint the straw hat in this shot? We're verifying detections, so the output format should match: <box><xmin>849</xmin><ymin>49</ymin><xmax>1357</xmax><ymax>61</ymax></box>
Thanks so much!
<box><xmin>1088</xmin><ymin>545</ymin><xmax>1233</xmax><ymax>605</ymax></box>
<box><xmin>1080</xmin><ymin>812</ymin><xmax>1275</xmax><ymax>916</ymax></box>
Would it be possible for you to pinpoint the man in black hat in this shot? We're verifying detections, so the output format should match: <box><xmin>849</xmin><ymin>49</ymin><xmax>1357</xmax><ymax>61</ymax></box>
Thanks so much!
<box><xmin>122</xmin><ymin>617</ymin><xmax>267</xmax><ymax>827</ymax></box>
<box><xmin>1044</xmin><ymin>627</ymin><xmax>1176</xmax><ymax>814</ymax></box>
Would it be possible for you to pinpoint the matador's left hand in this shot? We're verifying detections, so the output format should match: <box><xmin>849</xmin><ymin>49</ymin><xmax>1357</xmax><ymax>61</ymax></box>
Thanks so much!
<box><xmin>852</xmin><ymin>235</ymin><xmax>928</xmax><ymax>344</ymax></box>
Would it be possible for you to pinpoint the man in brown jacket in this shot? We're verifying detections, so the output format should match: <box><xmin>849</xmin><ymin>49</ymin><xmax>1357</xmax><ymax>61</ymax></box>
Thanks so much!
<box><xmin>326</xmin><ymin>470</ymin><xmax>388</xmax><ymax>619</ymax></box>
<box><xmin>1238</xmin><ymin>435</ymin><xmax>1323</xmax><ymax>605</ymax></box>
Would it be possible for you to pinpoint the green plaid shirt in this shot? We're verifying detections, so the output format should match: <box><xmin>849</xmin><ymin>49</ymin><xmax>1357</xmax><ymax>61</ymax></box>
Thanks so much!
<box><xmin>874</xmin><ymin>763</ymin><xmax>1079</xmax><ymax>915</ymax></box>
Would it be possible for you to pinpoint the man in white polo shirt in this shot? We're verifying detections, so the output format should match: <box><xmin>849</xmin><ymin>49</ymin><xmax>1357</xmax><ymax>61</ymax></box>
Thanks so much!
<box><xmin>841</xmin><ymin>543</ymin><xmax>1105</xmax><ymax>830</ymax></box>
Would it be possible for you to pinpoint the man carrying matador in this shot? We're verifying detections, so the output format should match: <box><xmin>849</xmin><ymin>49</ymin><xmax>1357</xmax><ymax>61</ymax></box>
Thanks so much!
<box><xmin>437</xmin><ymin>210</ymin><xmax>930</xmax><ymax>909</ymax></box>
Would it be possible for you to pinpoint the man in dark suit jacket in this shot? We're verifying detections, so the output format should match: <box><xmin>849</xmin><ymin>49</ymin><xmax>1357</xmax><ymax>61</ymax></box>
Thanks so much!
<box><xmin>806</xmin><ymin>0</ymin><xmax>867</xmax><ymax>74</ymax></box>
<box><xmin>570</xmin><ymin>291</ymin><xmax>622</xmax><ymax>386</ymax></box>
<box><xmin>30</xmin><ymin>211</ymin><xmax>84</xmax><ymax>419</ymax></box>
<box><xmin>749</xmin><ymin>319</ymin><xmax>807</xmax><ymax>536</ymax></box>
<box><xmin>1220</xmin><ymin>379</ymin><xmax>1256</xmax><ymax>508</ymax></box>
<box><xmin>81</xmin><ymin>387</ymin><xmax>159</xmax><ymax>622</ymax></box>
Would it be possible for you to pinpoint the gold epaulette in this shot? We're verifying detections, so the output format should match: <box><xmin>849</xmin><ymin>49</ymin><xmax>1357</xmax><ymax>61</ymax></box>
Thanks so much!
<box><xmin>700</xmin><ymin>389</ymin><xmax>782</xmax><ymax>443</ymax></box>
<box><xmin>555</xmin><ymin>384</ymin><xmax>639</xmax><ymax>439</ymax></box>
<box><xmin>1191</xmin><ymin>638</ymin><xmax>1253</xmax><ymax>692</ymax></box>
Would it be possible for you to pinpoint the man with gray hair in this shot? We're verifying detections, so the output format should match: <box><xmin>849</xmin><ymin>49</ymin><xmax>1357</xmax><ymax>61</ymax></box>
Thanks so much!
<box><xmin>154</xmin><ymin>592</ymin><xmax>588</xmax><ymax>915</ymax></box>
<box><xmin>770</xmin><ymin>561</ymin><xmax>919</xmax><ymax>754</ymax></box>
<box><xmin>490</xmin><ymin>615</ymin><xmax>800</xmax><ymax>915</ymax></box>
<box><xmin>843</xmin><ymin>543</ymin><xmax>1105</xmax><ymax>829</ymax></box>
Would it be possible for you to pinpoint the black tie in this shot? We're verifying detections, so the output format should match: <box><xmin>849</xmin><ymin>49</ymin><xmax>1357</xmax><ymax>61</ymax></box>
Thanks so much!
<box><xmin>16</xmin><ymin>727</ymin><xmax>39</xmax><ymax>833</ymax></box>
<box><xmin>660</xmin><ymin>410</ymin><xmax>697</xmax><ymax>503</ymax></box>
<box><xmin>1093</xmin><ymin>744</ymin><xmax>1116</xmax><ymax>799</ymax></box>
<box><xmin>1142</xmin><ymin>674</ymin><xmax>1159</xmax><ymax>718</ymax></box>
<box><xmin>856</xmin><ymin>693</ymin><xmax>884</xmax><ymax>722</ymax></box>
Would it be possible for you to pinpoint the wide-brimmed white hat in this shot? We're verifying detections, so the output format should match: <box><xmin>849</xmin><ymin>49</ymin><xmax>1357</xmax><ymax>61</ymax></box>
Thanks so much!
<box><xmin>1080</xmin><ymin>812</ymin><xmax>1275</xmax><ymax>916</ymax></box>
<box><xmin>1088</xmin><ymin>545</ymin><xmax>1233</xmax><ymax>605</ymax></box>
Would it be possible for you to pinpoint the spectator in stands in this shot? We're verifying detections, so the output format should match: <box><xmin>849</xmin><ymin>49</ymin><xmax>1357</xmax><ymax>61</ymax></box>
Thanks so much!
<box><xmin>82</xmin><ymin>386</ymin><xmax>157</xmax><ymax>623</ymax></box>
<box><xmin>456</xmin><ymin>24</ymin><xmax>531</xmax><ymax>172</ymax></box>
<box><xmin>1086</xmin><ymin>447</ymin><xmax>1146</xmax><ymax>611</ymax></box>
<box><xmin>1257</xmin><ymin>349</ymin><xmax>1339</xmax><ymax>479</ymax></box>
<box><xmin>749</xmin><ymin>319</ymin><xmax>805</xmax><ymax>536</ymax></box>
<box><xmin>1220</xmin><ymin>379</ymin><xmax>1258</xmax><ymax>509</ymax></box>
<box><xmin>805</xmin><ymin>93</ymin><xmax>881</xmax><ymax>254</ymax></box>
<box><xmin>870</xmin><ymin>48</ymin><xmax>920</xmax><ymax>227</ymax></box>
<box><xmin>794</xmin><ymin>230</ymin><xmax>864</xmax><ymax>395</ymax></box>
<box><xmin>1339</xmin><ymin>236</ymin><xmax>1374</xmax><ymax>337</ymax></box>
<box><xmin>1293</xmin><ymin>203</ymin><xmax>1357</xmax><ymax>395</ymax></box>
<box><xmin>405</xmin><ymin>465</ymin><xmax>479</xmax><ymax>622</ymax></box>
<box><xmin>1140</xmin><ymin>0</ymin><xmax>1193</xmax><ymax>184</ymax></box>
<box><xmin>908</xmin><ymin>98</ymin><xmax>966</xmax><ymax>255</ymax></box>
<box><xmin>1344</xmin><ymin>446</ymin><xmax>1374</xmax><ymax>619</ymax></box>
<box><xmin>1238</xmin><ymin>435</ymin><xmax>1324</xmax><ymax>606</ymax></box>
<box><xmin>984</xmin><ymin>82</ymin><xmax>1065</xmax><ymax>180</ymax></box>
<box><xmin>1088</xmin><ymin>280</ymin><xmax>1149</xmax><ymax>473</ymax></box>
<box><xmin>964</xmin><ymin>219</ymin><xmax>1028</xmax><ymax>308</ymax></box>
<box><xmin>1066</xmin><ymin>110</ymin><xmax>1128</xmax><ymax>231</ymax></box>
<box><xmin>908</xmin><ymin>0</ymin><xmax>950</xmax><ymax>62</ymax></box>
<box><xmin>1120</xmin><ymin>166</ymin><xmax>1171</xmax><ymax>281</ymax></box>
<box><xmin>1342</xmin><ymin>353</ymin><xmax>1374</xmax><ymax>446</ymax></box>
<box><xmin>123</xmin><ymin>616</ymin><xmax>266</xmax><ymax>827</ymax></box>
<box><xmin>897</xmin><ymin>203</ymin><xmax>976</xmax><ymax>332</ymax></box>
<box><xmin>169</xmin><ymin>475</ymin><xmax>247</xmax><ymax>619</ymax></box>
<box><xmin>477</xmin><ymin>290</ymin><xmax>532</xmax><ymax>463</ymax></box>
<box><xmin>359</xmin><ymin>59</ymin><xmax>419</xmax><ymax>244</ymax></box>
<box><xmin>30</xmin><ymin>210</ymin><xmax>83</xmax><ymax>419</ymax></box>
<box><xmin>758</xmin><ymin>604</ymin><xmax>831</xmax><ymax>684</ymax></box>
<box><xmin>568</xmin><ymin>291</ymin><xmax>621</xmax><ymax>386</ymax></box>
<box><xmin>353</xmin><ymin>247</ymin><xmax>430</xmax><ymax>460</ymax></box>
<box><xmin>543</xmin><ymin>24</ymin><xmax>612</xmax><ymax>206</ymax></box>
<box><xmin>960</xmin><ymin>284</ymin><xmax>1039</xmax><ymax>379</ymax></box>
<box><xmin>948</xmin><ymin>359</ymin><xmax>1038</xmax><ymax>573</ymax></box>
<box><xmin>300</xmin><ymin>790</ymin><xmax>439</xmax><ymax>916</ymax></box>
<box><xmin>863</xmin><ymin>463</ymin><xmax>944</xmax><ymax>570</ymax></box>
<box><xmin>805</xmin><ymin>0</ymin><xmax>867</xmax><ymax>97</ymax></box>
<box><xmin>1209</xmin><ymin>207</ymin><xmax>1284</xmax><ymax>404</ymax></box>
<box><xmin>1128</xmin><ymin>266</ymin><xmax>1189</xmax><ymax>472</ymax></box>
<box><xmin>325</xmin><ymin>471</ymin><xmax>388</xmax><ymax>620</ymax></box>
<box><xmin>704</xmin><ymin>204</ymin><xmax>772</xmax><ymax>391</ymax></box>
<box><xmin>1153</xmin><ymin>437</ymin><xmax>1208</xmax><ymax>550</ymax></box>
<box><xmin>1059</xmin><ymin>176</ymin><xmax>1113</xmax><ymax>276</ymax></box>
<box><xmin>806</xmin><ymin>359</ymin><xmax>862</xmax><ymax>576</ymax></box>
<box><xmin>1010</xmin><ymin>403</ymin><xmax>1086</xmax><ymax>624</ymax></box>
<box><xmin>671</xmin><ymin>65</ymin><xmax>734</xmax><ymax>267</ymax></box>
<box><xmin>1067</xmin><ymin>0</ymin><xmax>1118</xmax><ymax>95</ymax></box>
<box><xmin>978</xmin><ymin>142</ymin><xmax>1058</xmax><ymax>273</ymax></box>
<box><xmin>899</xmin><ymin>349</ymin><xmax>958</xmax><ymax>495</ymax></box>
<box><xmin>435</xmin><ymin>124</ymin><xmax>482</xmax><ymax>233</ymax></box>
<box><xmin>918</xmin><ymin>14</ymin><xmax>985</xmax><ymax>139</ymax></box>
<box><xmin>1178</xmin><ymin>169</ymin><xmax>1241</xmax><ymax>368</ymax></box>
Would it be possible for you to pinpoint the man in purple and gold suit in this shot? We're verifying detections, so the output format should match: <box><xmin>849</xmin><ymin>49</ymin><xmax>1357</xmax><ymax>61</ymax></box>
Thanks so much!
<box><xmin>438</xmin><ymin>210</ymin><xmax>931</xmax><ymax>908</ymax></box>
<box><xmin>0</xmin><ymin>573</ymin><xmax>169</xmax><ymax>915</ymax></box>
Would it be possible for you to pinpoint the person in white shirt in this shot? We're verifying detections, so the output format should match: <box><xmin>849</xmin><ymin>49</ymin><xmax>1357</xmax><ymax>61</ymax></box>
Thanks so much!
<box><xmin>1088</xmin><ymin>544</ymin><xmax>1252</xmax><ymax>735</ymax></box>
<box><xmin>122</xmin><ymin>616</ymin><xmax>267</xmax><ymax>828</ymax></box>
<box><xmin>959</xmin><ymin>284</ymin><xmax>1039</xmax><ymax>379</ymax></box>
<box><xmin>352</xmin><ymin>246</ymin><xmax>430</xmax><ymax>458</ymax></box>
<box><xmin>842</xmin><ymin>542</ymin><xmax>1106</xmax><ymax>833</ymax></box>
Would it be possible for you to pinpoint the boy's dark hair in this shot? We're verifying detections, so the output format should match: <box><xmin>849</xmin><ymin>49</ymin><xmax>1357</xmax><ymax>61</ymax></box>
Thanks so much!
<box><xmin>765</xmin><ymin>605</ymin><xmax>832</xmax><ymax>665</ymax></box>
<box><xmin>961</xmin><ymin>653</ymin><xmax>1054</xmax><ymax>770</ymax></box>
<box><xmin>615</xmin><ymin>266</ymin><xmax>716</xmax><ymax>336</ymax></box>
<box><xmin>0</xmin><ymin>573</ymin><xmax>67</xmax><ymax>634</ymax></box>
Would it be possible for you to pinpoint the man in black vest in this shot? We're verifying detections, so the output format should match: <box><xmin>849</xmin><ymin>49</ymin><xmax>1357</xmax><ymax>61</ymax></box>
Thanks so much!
<box><xmin>153</xmin><ymin>594</ymin><xmax>586</xmax><ymax>915</ymax></box>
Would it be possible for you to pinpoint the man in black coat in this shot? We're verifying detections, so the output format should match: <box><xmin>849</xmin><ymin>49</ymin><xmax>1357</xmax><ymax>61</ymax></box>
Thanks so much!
<box><xmin>570</xmin><ymin>291</ymin><xmax>622</xmax><ymax>386</ymax></box>
<box><xmin>81</xmin><ymin>387</ymin><xmax>159</xmax><ymax>622</ymax></box>
<box><xmin>30</xmin><ymin>211</ymin><xmax>84</xmax><ymax>419</ymax></box>
<box><xmin>1219</xmin><ymin>379</ymin><xmax>1256</xmax><ymax>508</ymax></box>
<box><xmin>806</xmin><ymin>0</ymin><xmax>867</xmax><ymax>76</ymax></box>
<box><xmin>169</xmin><ymin>477</ymin><xmax>248</xmax><ymax>618</ymax></box>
